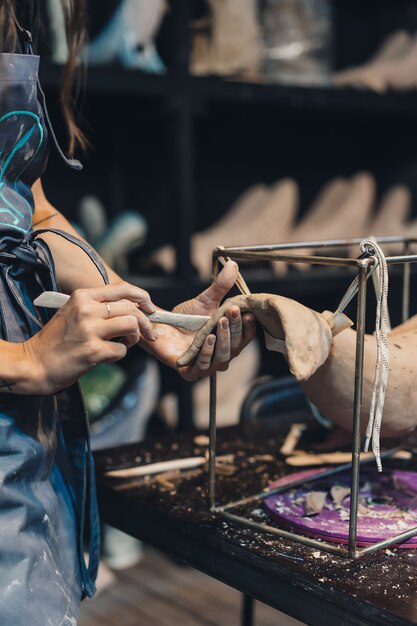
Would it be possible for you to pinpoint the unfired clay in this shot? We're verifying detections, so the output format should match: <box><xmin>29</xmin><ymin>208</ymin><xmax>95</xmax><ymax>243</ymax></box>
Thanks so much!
<box><xmin>178</xmin><ymin>292</ymin><xmax>417</xmax><ymax>440</ymax></box>
<box><xmin>302</xmin><ymin>317</ymin><xmax>417</xmax><ymax>438</ymax></box>
<box><xmin>177</xmin><ymin>293</ymin><xmax>350</xmax><ymax>381</ymax></box>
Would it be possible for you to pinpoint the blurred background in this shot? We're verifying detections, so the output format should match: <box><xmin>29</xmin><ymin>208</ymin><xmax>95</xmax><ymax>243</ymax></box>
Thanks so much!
<box><xmin>38</xmin><ymin>2</ymin><xmax>417</xmax><ymax>622</ymax></box>
<box><xmin>41</xmin><ymin>0</ymin><xmax>417</xmax><ymax>434</ymax></box>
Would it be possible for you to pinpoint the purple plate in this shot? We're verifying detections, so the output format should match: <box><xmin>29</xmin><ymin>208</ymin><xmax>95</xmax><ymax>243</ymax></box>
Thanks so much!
<box><xmin>263</xmin><ymin>468</ymin><xmax>417</xmax><ymax>547</ymax></box>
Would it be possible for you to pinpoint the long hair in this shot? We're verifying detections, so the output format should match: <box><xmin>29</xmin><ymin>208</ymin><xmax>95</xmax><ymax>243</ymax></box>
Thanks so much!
<box><xmin>0</xmin><ymin>0</ymin><xmax>88</xmax><ymax>156</ymax></box>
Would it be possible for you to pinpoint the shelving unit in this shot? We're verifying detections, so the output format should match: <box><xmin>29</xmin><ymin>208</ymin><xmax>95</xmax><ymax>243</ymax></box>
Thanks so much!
<box><xmin>41</xmin><ymin>0</ymin><xmax>417</xmax><ymax>430</ymax></box>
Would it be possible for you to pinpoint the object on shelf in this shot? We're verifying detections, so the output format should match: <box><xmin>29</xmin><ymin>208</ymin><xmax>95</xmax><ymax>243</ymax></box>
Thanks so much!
<box><xmin>151</xmin><ymin>173</ymin><xmax>415</xmax><ymax>279</ymax></box>
<box><xmin>159</xmin><ymin>340</ymin><xmax>260</xmax><ymax>429</ymax></box>
<box><xmin>368</xmin><ymin>185</ymin><xmax>412</xmax><ymax>253</ymax></box>
<box><xmin>287</xmin><ymin>172</ymin><xmax>375</xmax><ymax>270</ymax></box>
<box><xmin>97</xmin><ymin>211</ymin><xmax>148</xmax><ymax>272</ymax></box>
<box><xmin>191</xmin><ymin>0</ymin><xmax>262</xmax><ymax>78</ymax></box>
<box><xmin>85</xmin><ymin>0</ymin><xmax>167</xmax><ymax>73</ymax></box>
<box><xmin>260</xmin><ymin>0</ymin><xmax>333</xmax><ymax>86</ymax></box>
<box><xmin>78</xmin><ymin>196</ymin><xmax>148</xmax><ymax>273</ymax></box>
<box><xmin>152</xmin><ymin>179</ymin><xmax>298</xmax><ymax>278</ymax></box>
<box><xmin>46</xmin><ymin>0</ymin><xmax>69</xmax><ymax>64</ymax></box>
<box><xmin>333</xmin><ymin>30</ymin><xmax>417</xmax><ymax>93</ymax></box>
<box><xmin>78</xmin><ymin>195</ymin><xmax>108</xmax><ymax>244</ymax></box>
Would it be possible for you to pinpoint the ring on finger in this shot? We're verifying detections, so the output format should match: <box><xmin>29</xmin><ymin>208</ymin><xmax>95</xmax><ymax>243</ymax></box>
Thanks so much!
<box><xmin>105</xmin><ymin>302</ymin><xmax>112</xmax><ymax>319</ymax></box>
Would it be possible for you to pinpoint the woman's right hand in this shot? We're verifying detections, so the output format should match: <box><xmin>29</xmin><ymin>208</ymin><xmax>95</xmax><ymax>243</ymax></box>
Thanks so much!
<box><xmin>23</xmin><ymin>282</ymin><xmax>157</xmax><ymax>395</ymax></box>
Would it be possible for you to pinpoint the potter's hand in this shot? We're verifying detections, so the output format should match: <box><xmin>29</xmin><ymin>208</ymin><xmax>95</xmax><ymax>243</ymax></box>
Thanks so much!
<box><xmin>24</xmin><ymin>282</ymin><xmax>157</xmax><ymax>395</ymax></box>
<box><xmin>144</xmin><ymin>261</ymin><xmax>255</xmax><ymax>381</ymax></box>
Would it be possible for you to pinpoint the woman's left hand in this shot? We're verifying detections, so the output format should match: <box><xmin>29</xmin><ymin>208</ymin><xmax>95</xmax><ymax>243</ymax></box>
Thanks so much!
<box><xmin>143</xmin><ymin>261</ymin><xmax>256</xmax><ymax>380</ymax></box>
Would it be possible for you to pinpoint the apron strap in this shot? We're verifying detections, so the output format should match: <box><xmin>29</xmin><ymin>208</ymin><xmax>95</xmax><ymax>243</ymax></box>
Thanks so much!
<box><xmin>34</xmin><ymin>228</ymin><xmax>109</xmax><ymax>285</ymax></box>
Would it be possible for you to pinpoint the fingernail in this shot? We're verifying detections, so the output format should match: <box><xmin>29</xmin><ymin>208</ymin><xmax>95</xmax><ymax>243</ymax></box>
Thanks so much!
<box><xmin>221</xmin><ymin>318</ymin><xmax>229</xmax><ymax>331</ymax></box>
<box><xmin>141</xmin><ymin>302</ymin><xmax>155</xmax><ymax>313</ymax></box>
<box><xmin>152</xmin><ymin>332</ymin><xmax>158</xmax><ymax>341</ymax></box>
<box><xmin>208</xmin><ymin>336</ymin><xmax>215</xmax><ymax>347</ymax></box>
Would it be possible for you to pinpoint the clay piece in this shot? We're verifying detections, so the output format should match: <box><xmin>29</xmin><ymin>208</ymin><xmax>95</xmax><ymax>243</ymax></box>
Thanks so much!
<box><xmin>334</xmin><ymin>30</ymin><xmax>413</xmax><ymax>91</ymax></box>
<box><xmin>153</xmin><ymin>179</ymin><xmax>298</xmax><ymax>279</ymax></box>
<box><xmin>301</xmin><ymin>316</ymin><xmax>417</xmax><ymax>440</ymax></box>
<box><xmin>289</xmin><ymin>172</ymin><xmax>376</xmax><ymax>269</ymax></box>
<box><xmin>330</xmin><ymin>485</ymin><xmax>351</xmax><ymax>508</ymax></box>
<box><xmin>191</xmin><ymin>0</ymin><xmax>263</xmax><ymax>78</ymax></box>
<box><xmin>177</xmin><ymin>293</ymin><xmax>351</xmax><ymax>381</ymax></box>
<box><xmin>177</xmin><ymin>280</ymin><xmax>417</xmax><ymax>444</ymax></box>
<box><xmin>305</xmin><ymin>491</ymin><xmax>327</xmax><ymax>516</ymax></box>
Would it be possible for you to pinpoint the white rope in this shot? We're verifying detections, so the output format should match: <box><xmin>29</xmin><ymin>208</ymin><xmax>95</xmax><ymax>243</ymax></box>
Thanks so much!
<box><xmin>361</xmin><ymin>240</ymin><xmax>389</xmax><ymax>472</ymax></box>
<box><xmin>333</xmin><ymin>240</ymin><xmax>390</xmax><ymax>471</ymax></box>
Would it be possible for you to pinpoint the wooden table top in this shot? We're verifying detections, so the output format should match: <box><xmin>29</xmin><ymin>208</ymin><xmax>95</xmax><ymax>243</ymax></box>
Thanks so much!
<box><xmin>94</xmin><ymin>424</ymin><xmax>417</xmax><ymax>626</ymax></box>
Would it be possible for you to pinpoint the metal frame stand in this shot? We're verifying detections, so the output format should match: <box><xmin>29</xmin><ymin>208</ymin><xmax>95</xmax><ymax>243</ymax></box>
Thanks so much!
<box><xmin>208</xmin><ymin>236</ymin><xmax>417</xmax><ymax>560</ymax></box>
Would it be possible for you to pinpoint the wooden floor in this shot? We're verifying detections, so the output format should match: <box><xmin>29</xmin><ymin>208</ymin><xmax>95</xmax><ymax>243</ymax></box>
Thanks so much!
<box><xmin>79</xmin><ymin>549</ymin><xmax>305</xmax><ymax>626</ymax></box>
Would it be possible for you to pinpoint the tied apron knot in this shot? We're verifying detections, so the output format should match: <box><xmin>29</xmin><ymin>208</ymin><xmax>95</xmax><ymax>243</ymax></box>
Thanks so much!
<box><xmin>0</xmin><ymin>238</ymin><xmax>38</xmax><ymax>267</ymax></box>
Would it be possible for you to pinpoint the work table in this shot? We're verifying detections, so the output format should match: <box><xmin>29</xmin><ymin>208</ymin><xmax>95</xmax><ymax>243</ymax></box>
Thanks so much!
<box><xmin>94</xmin><ymin>424</ymin><xmax>417</xmax><ymax>626</ymax></box>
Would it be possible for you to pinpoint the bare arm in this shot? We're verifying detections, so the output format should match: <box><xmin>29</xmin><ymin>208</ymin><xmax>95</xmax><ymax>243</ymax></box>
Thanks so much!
<box><xmin>30</xmin><ymin>179</ymin><xmax>256</xmax><ymax>382</ymax></box>
<box><xmin>32</xmin><ymin>179</ymin><xmax>121</xmax><ymax>290</ymax></box>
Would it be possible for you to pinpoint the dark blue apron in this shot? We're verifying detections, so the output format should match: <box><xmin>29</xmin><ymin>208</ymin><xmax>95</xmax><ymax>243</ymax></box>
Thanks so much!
<box><xmin>0</xmin><ymin>24</ymin><xmax>104</xmax><ymax>625</ymax></box>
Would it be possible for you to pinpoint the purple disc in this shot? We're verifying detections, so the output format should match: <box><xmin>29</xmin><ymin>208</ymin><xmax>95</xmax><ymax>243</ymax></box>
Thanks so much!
<box><xmin>263</xmin><ymin>467</ymin><xmax>417</xmax><ymax>547</ymax></box>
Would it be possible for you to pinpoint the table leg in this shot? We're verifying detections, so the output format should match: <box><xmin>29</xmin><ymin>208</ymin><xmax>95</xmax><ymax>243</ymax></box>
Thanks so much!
<box><xmin>241</xmin><ymin>593</ymin><xmax>255</xmax><ymax>626</ymax></box>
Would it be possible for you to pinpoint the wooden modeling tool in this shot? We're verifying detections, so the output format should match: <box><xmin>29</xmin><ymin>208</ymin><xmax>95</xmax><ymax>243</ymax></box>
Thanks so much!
<box><xmin>33</xmin><ymin>291</ymin><xmax>210</xmax><ymax>332</ymax></box>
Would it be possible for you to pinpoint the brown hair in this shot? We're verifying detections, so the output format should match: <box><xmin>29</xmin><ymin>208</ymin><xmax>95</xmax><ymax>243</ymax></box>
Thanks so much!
<box><xmin>59</xmin><ymin>0</ymin><xmax>88</xmax><ymax>155</ymax></box>
<box><xmin>1</xmin><ymin>0</ymin><xmax>88</xmax><ymax>156</ymax></box>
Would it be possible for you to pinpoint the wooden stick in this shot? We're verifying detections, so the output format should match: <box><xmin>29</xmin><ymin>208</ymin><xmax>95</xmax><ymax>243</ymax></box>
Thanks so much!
<box><xmin>218</xmin><ymin>254</ymin><xmax>251</xmax><ymax>295</ymax></box>
<box><xmin>280</xmin><ymin>423</ymin><xmax>307</xmax><ymax>456</ymax></box>
<box><xmin>286</xmin><ymin>449</ymin><xmax>412</xmax><ymax>467</ymax></box>
<box><xmin>105</xmin><ymin>456</ymin><xmax>207</xmax><ymax>478</ymax></box>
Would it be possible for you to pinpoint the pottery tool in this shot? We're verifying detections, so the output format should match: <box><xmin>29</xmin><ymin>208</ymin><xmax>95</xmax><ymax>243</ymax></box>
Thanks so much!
<box><xmin>105</xmin><ymin>453</ymin><xmax>235</xmax><ymax>479</ymax></box>
<box><xmin>105</xmin><ymin>457</ymin><xmax>207</xmax><ymax>478</ymax></box>
<box><xmin>33</xmin><ymin>291</ymin><xmax>210</xmax><ymax>332</ymax></box>
<box><xmin>264</xmin><ymin>467</ymin><xmax>417</xmax><ymax>547</ymax></box>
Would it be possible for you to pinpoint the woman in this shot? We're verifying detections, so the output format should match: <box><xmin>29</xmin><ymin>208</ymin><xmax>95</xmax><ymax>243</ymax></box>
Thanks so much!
<box><xmin>0</xmin><ymin>2</ymin><xmax>255</xmax><ymax>623</ymax></box>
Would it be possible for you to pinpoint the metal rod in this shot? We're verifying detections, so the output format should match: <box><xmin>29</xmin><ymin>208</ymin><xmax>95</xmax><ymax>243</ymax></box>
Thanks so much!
<box><xmin>217</xmin><ymin>235</ymin><xmax>417</xmax><ymax>252</ymax></box>
<box><xmin>209</xmin><ymin>373</ymin><xmax>217</xmax><ymax>512</ymax></box>
<box><xmin>348</xmin><ymin>263</ymin><xmax>368</xmax><ymax>558</ymax></box>
<box><xmin>402</xmin><ymin>242</ymin><xmax>411</xmax><ymax>323</ymax></box>
<box><xmin>215</xmin><ymin>251</ymin><xmax>363</xmax><ymax>267</ymax></box>
<box><xmin>208</xmin><ymin>253</ymin><xmax>220</xmax><ymax>512</ymax></box>
<box><xmin>213</xmin><ymin>249</ymin><xmax>417</xmax><ymax>267</ymax></box>
<box><xmin>220</xmin><ymin>512</ymin><xmax>348</xmax><ymax>557</ymax></box>
<box><xmin>358</xmin><ymin>524</ymin><xmax>417</xmax><ymax>556</ymax></box>
<box><xmin>385</xmin><ymin>255</ymin><xmax>417</xmax><ymax>265</ymax></box>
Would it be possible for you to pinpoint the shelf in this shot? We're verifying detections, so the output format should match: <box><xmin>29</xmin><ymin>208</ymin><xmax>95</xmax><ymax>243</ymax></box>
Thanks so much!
<box><xmin>189</xmin><ymin>77</ymin><xmax>417</xmax><ymax>117</ymax></box>
<box><xmin>40</xmin><ymin>63</ymin><xmax>417</xmax><ymax>118</ymax></box>
<box><xmin>40</xmin><ymin>63</ymin><xmax>177</xmax><ymax>97</ymax></box>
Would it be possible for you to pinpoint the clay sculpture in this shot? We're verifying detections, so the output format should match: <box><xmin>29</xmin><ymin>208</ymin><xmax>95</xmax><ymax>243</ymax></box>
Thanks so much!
<box><xmin>177</xmin><ymin>293</ymin><xmax>351</xmax><ymax>381</ymax></box>
<box><xmin>178</xmin><ymin>292</ymin><xmax>417</xmax><ymax>440</ymax></box>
